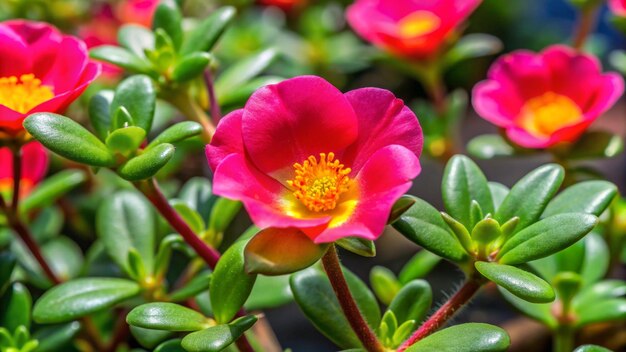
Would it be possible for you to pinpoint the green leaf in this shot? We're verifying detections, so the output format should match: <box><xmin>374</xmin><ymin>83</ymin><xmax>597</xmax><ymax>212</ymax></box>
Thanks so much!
<box><xmin>169</xmin><ymin>271</ymin><xmax>212</xmax><ymax>302</ymax></box>
<box><xmin>181</xmin><ymin>315</ymin><xmax>257</xmax><ymax>352</ymax></box>
<box><xmin>575</xmin><ymin>298</ymin><xmax>626</xmax><ymax>327</ymax></box>
<box><xmin>178</xmin><ymin>177</ymin><xmax>214</xmax><ymax>222</ymax></box>
<box><xmin>388</xmin><ymin>279</ymin><xmax>432</xmax><ymax>324</ymax></box>
<box><xmin>574</xmin><ymin>345</ymin><xmax>613</xmax><ymax>352</ymax></box>
<box><xmin>0</xmin><ymin>252</ymin><xmax>16</xmax><ymax>297</ymax></box>
<box><xmin>214</xmin><ymin>49</ymin><xmax>279</xmax><ymax>95</ymax></box>
<box><xmin>245</xmin><ymin>227</ymin><xmax>327</xmax><ymax>275</ymax></box>
<box><xmin>495</xmin><ymin>164</ymin><xmax>564</xmax><ymax>232</ymax></box>
<box><xmin>24</xmin><ymin>113</ymin><xmax>115</xmax><ymax>167</ymax></box>
<box><xmin>117</xmin><ymin>143</ymin><xmax>175</xmax><ymax>181</ymax></box>
<box><xmin>475</xmin><ymin>262</ymin><xmax>554</xmax><ymax>303</ymax></box>
<box><xmin>20</xmin><ymin>169</ymin><xmax>86</xmax><ymax>214</ymax></box>
<box><xmin>153</xmin><ymin>2</ymin><xmax>183</xmax><ymax>49</ymax></box>
<box><xmin>172</xmin><ymin>52</ymin><xmax>212</xmax><ymax>82</ymax></box>
<box><xmin>542</xmin><ymin>180</ymin><xmax>617</xmax><ymax>218</ymax></box>
<box><xmin>127</xmin><ymin>303</ymin><xmax>210</xmax><ymax>331</ymax></box>
<box><xmin>290</xmin><ymin>267</ymin><xmax>380</xmax><ymax>349</ymax></box>
<box><xmin>113</xmin><ymin>106</ymin><xmax>134</xmax><ymax>129</ymax></box>
<box><xmin>106</xmin><ymin>126</ymin><xmax>147</xmax><ymax>158</ymax></box>
<box><xmin>579</xmin><ymin>232</ymin><xmax>610</xmax><ymax>285</ymax></box>
<box><xmin>130</xmin><ymin>326</ymin><xmax>173</xmax><ymax>349</ymax></box>
<box><xmin>33</xmin><ymin>278</ymin><xmax>140</xmax><ymax>323</ymax></box>
<box><xmin>171</xmin><ymin>200</ymin><xmax>205</xmax><ymax>234</ymax></box>
<box><xmin>442</xmin><ymin>155</ymin><xmax>494</xmax><ymax>228</ymax></box>
<box><xmin>180</xmin><ymin>6</ymin><xmax>236</xmax><ymax>55</ymax></box>
<box><xmin>467</xmin><ymin>134</ymin><xmax>515</xmax><ymax>159</ymax></box>
<box><xmin>118</xmin><ymin>25</ymin><xmax>154</xmax><ymax>58</ymax></box>
<box><xmin>471</xmin><ymin>218</ymin><xmax>501</xmax><ymax>245</ymax></box>
<box><xmin>112</xmin><ymin>75</ymin><xmax>156</xmax><ymax>133</ymax></box>
<box><xmin>336</xmin><ymin>237</ymin><xmax>376</xmax><ymax>257</ymax></box>
<box><xmin>90</xmin><ymin>46</ymin><xmax>153</xmax><ymax>73</ymax></box>
<box><xmin>88</xmin><ymin>90</ymin><xmax>114</xmax><ymax>140</ymax></box>
<box><xmin>245</xmin><ymin>275</ymin><xmax>293</xmax><ymax>310</ymax></box>
<box><xmin>97</xmin><ymin>190</ymin><xmax>156</xmax><ymax>276</ymax></box>
<box><xmin>405</xmin><ymin>323</ymin><xmax>510</xmax><ymax>352</ymax></box>
<box><xmin>370</xmin><ymin>266</ymin><xmax>401</xmax><ymax>306</ymax></box>
<box><xmin>566</xmin><ymin>131</ymin><xmax>624</xmax><ymax>159</ymax></box>
<box><xmin>388</xmin><ymin>195</ymin><xmax>417</xmax><ymax>225</ymax></box>
<box><xmin>575</xmin><ymin>280</ymin><xmax>626</xmax><ymax>306</ymax></box>
<box><xmin>444</xmin><ymin>34</ymin><xmax>503</xmax><ymax>68</ymax></box>
<box><xmin>489</xmin><ymin>182</ymin><xmax>509</xmax><ymax>210</ymax></box>
<box><xmin>498</xmin><ymin>213</ymin><xmax>598</xmax><ymax>265</ymax></box>
<box><xmin>208</xmin><ymin>198</ymin><xmax>241</xmax><ymax>234</ymax></box>
<box><xmin>398</xmin><ymin>251</ymin><xmax>441</xmax><ymax>284</ymax></box>
<box><xmin>33</xmin><ymin>322</ymin><xmax>81</xmax><ymax>352</ymax></box>
<box><xmin>43</xmin><ymin>237</ymin><xmax>83</xmax><ymax>281</ymax></box>
<box><xmin>148</xmin><ymin>121</ymin><xmax>203</xmax><ymax>148</ymax></box>
<box><xmin>0</xmin><ymin>283</ymin><xmax>32</xmax><ymax>331</ymax></box>
<box><xmin>392</xmin><ymin>196</ymin><xmax>468</xmax><ymax>263</ymax></box>
<box><xmin>210</xmin><ymin>241</ymin><xmax>257</xmax><ymax>324</ymax></box>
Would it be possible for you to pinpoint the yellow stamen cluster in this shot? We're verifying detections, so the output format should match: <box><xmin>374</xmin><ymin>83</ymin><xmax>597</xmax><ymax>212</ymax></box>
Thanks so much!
<box><xmin>518</xmin><ymin>92</ymin><xmax>582</xmax><ymax>137</ymax></box>
<box><xmin>287</xmin><ymin>152</ymin><xmax>352</xmax><ymax>212</ymax></box>
<box><xmin>398</xmin><ymin>11</ymin><xmax>441</xmax><ymax>38</ymax></box>
<box><xmin>0</xmin><ymin>74</ymin><xmax>54</xmax><ymax>113</ymax></box>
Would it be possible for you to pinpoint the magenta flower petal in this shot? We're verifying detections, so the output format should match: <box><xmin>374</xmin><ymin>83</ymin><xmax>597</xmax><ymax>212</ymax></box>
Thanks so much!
<box><xmin>313</xmin><ymin>145</ymin><xmax>421</xmax><ymax>243</ymax></box>
<box><xmin>0</xmin><ymin>25</ymin><xmax>29</xmax><ymax>77</ymax></box>
<box><xmin>342</xmin><ymin>87</ymin><xmax>423</xmax><ymax>173</ymax></box>
<box><xmin>241</xmin><ymin>75</ymin><xmax>358</xmax><ymax>176</ymax></box>
<box><xmin>206</xmin><ymin>109</ymin><xmax>245</xmax><ymax>172</ymax></box>
<box><xmin>0</xmin><ymin>141</ymin><xmax>48</xmax><ymax>198</ymax></box>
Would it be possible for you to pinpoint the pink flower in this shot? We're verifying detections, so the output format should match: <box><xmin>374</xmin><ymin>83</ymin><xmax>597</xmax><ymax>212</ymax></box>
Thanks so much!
<box><xmin>0</xmin><ymin>142</ymin><xmax>48</xmax><ymax>200</ymax></box>
<box><xmin>472</xmin><ymin>45</ymin><xmax>624</xmax><ymax>149</ymax></box>
<box><xmin>609</xmin><ymin>0</ymin><xmax>626</xmax><ymax>17</ymax></box>
<box><xmin>258</xmin><ymin>0</ymin><xmax>306</xmax><ymax>11</ymax></box>
<box><xmin>0</xmin><ymin>20</ymin><xmax>101</xmax><ymax>136</ymax></box>
<box><xmin>207</xmin><ymin>76</ymin><xmax>423</xmax><ymax>243</ymax></box>
<box><xmin>115</xmin><ymin>0</ymin><xmax>160</xmax><ymax>28</ymax></box>
<box><xmin>347</xmin><ymin>0</ymin><xmax>481</xmax><ymax>58</ymax></box>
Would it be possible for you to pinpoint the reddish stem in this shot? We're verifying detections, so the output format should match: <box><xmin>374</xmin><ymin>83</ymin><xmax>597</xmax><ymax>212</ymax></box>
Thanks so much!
<box><xmin>321</xmin><ymin>245</ymin><xmax>385</xmax><ymax>352</ymax></box>
<box><xmin>11</xmin><ymin>146</ymin><xmax>21</xmax><ymax>213</ymax></box>
<box><xmin>398</xmin><ymin>277</ymin><xmax>484</xmax><ymax>351</ymax></box>
<box><xmin>204</xmin><ymin>69</ymin><xmax>222</xmax><ymax>123</ymax></box>
<box><xmin>137</xmin><ymin>178</ymin><xmax>220</xmax><ymax>268</ymax></box>
<box><xmin>572</xmin><ymin>6</ymin><xmax>599</xmax><ymax>50</ymax></box>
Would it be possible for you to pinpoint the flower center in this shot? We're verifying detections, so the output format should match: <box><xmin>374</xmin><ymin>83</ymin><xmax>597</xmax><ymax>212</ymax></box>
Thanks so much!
<box><xmin>518</xmin><ymin>92</ymin><xmax>582</xmax><ymax>137</ymax></box>
<box><xmin>287</xmin><ymin>152</ymin><xmax>352</xmax><ymax>212</ymax></box>
<box><xmin>0</xmin><ymin>74</ymin><xmax>54</xmax><ymax>114</ymax></box>
<box><xmin>397</xmin><ymin>11</ymin><xmax>441</xmax><ymax>38</ymax></box>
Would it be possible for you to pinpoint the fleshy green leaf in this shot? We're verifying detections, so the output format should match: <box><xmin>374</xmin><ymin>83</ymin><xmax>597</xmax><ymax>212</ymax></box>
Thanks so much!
<box><xmin>155</xmin><ymin>339</ymin><xmax>186</xmax><ymax>352</ymax></box>
<box><xmin>153</xmin><ymin>2</ymin><xmax>183</xmax><ymax>49</ymax></box>
<box><xmin>388</xmin><ymin>279</ymin><xmax>432</xmax><ymax>324</ymax></box>
<box><xmin>495</xmin><ymin>164</ymin><xmax>564</xmax><ymax>232</ymax></box>
<box><xmin>575</xmin><ymin>298</ymin><xmax>626</xmax><ymax>327</ymax></box>
<box><xmin>118</xmin><ymin>25</ymin><xmax>155</xmax><ymax>58</ymax></box>
<box><xmin>180</xmin><ymin>6</ymin><xmax>236</xmax><ymax>55</ymax></box>
<box><xmin>117</xmin><ymin>143</ymin><xmax>175</xmax><ymax>181</ymax></box>
<box><xmin>181</xmin><ymin>315</ymin><xmax>257</xmax><ymax>352</ymax></box>
<box><xmin>475</xmin><ymin>262</ymin><xmax>554</xmax><ymax>303</ymax></box>
<box><xmin>97</xmin><ymin>190</ymin><xmax>156</xmax><ymax>276</ymax></box>
<box><xmin>33</xmin><ymin>278</ymin><xmax>140</xmax><ymax>323</ymax></box>
<box><xmin>393</xmin><ymin>196</ymin><xmax>468</xmax><ymax>263</ymax></box>
<box><xmin>208</xmin><ymin>198</ymin><xmax>241</xmax><ymax>234</ymax></box>
<box><xmin>0</xmin><ymin>252</ymin><xmax>16</xmax><ymax>297</ymax></box>
<box><xmin>172</xmin><ymin>52</ymin><xmax>212</xmax><ymax>82</ymax></box>
<box><xmin>24</xmin><ymin>113</ymin><xmax>115</xmax><ymax>167</ymax></box>
<box><xmin>566</xmin><ymin>131</ymin><xmax>624</xmax><ymax>159</ymax></box>
<box><xmin>127</xmin><ymin>303</ymin><xmax>211</xmax><ymax>331</ymax></box>
<box><xmin>290</xmin><ymin>267</ymin><xmax>381</xmax><ymax>349</ymax></box>
<box><xmin>214</xmin><ymin>49</ymin><xmax>279</xmax><ymax>95</ymax></box>
<box><xmin>88</xmin><ymin>90</ymin><xmax>114</xmax><ymax>140</ymax></box>
<box><xmin>442</xmin><ymin>155</ymin><xmax>494</xmax><ymax>229</ymax></box>
<box><xmin>467</xmin><ymin>134</ymin><xmax>515</xmax><ymax>159</ymax></box>
<box><xmin>106</xmin><ymin>126</ymin><xmax>146</xmax><ymax>158</ymax></box>
<box><xmin>245</xmin><ymin>275</ymin><xmax>293</xmax><ymax>310</ymax></box>
<box><xmin>398</xmin><ymin>251</ymin><xmax>441</xmax><ymax>284</ymax></box>
<box><xmin>20</xmin><ymin>170</ymin><xmax>86</xmax><ymax>214</ymax></box>
<box><xmin>573</xmin><ymin>345</ymin><xmax>613</xmax><ymax>352</ymax></box>
<box><xmin>245</xmin><ymin>228</ymin><xmax>327</xmax><ymax>275</ymax></box>
<box><xmin>90</xmin><ymin>46</ymin><xmax>153</xmax><ymax>73</ymax></box>
<box><xmin>405</xmin><ymin>323</ymin><xmax>510</xmax><ymax>352</ymax></box>
<box><xmin>500</xmin><ymin>288</ymin><xmax>557</xmax><ymax>328</ymax></box>
<box><xmin>131</xmin><ymin>326</ymin><xmax>173</xmax><ymax>349</ymax></box>
<box><xmin>171</xmin><ymin>200</ymin><xmax>205</xmax><ymax>234</ymax></box>
<box><xmin>0</xmin><ymin>283</ymin><xmax>32</xmax><ymax>331</ymax></box>
<box><xmin>111</xmin><ymin>75</ymin><xmax>156</xmax><ymax>133</ymax></box>
<box><xmin>336</xmin><ymin>237</ymin><xmax>376</xmax><ymax>257</ymax></box>
<box><xmin>178</xmin><ymin>177</ymin><xmax>214</xmax><ymax>222</ymax></box>
<box><xmin>169</xmin><ymin>271</ymin><xmax>212</xmax><ymax>302</ymax></box>
<box><xmin>542</xmin><ymin>180</ymin><xmax>617</xmax><ymax>218</ymax></box>
<box><xmin>370</xmin><ymin>266</ymin><xmax>401</xmax><ymax>306</ymax></box>
<box><xmin>33</xmin><ymin>322</ymin><xmax>81</xmax><ymax>352</ymax></box>
<box><xmin>148</xmin><ymin>121</ymin><xmax>203</xmax><ymax>148</ymax></box>
<box><xmin>210</xmin><ymin>241</ymin><xmax>257</xmax><ymax>324</ymax></box>
<box><xmin>498</xmin><ymin>213</ymin><xmax>598</xmax><ymax>265</ymax></box>
<box><xmin>444</xmin><ymin>34</ymin><xmax>503</xmax><ymax>68</ymax></box>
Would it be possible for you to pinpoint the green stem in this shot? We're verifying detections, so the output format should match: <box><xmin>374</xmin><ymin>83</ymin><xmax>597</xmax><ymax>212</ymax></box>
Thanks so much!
<box><xmin>554</xmin><ymin>325</ymin><xmax>574</xmax><ymax>352</ymax></box>
<box><xmin>321</xmin><ymin>245</ymin><xmax>385</xmax><ymax>352</ymax></box>
<box><xmin>169</xmin><ymin>92</ymin><xmax>215</xmax><ymax>143</ymax></box>
<box><xmin>398</xmin><ymin>275</ymin><xmax>484</xmax><ymax>351</ymax></box>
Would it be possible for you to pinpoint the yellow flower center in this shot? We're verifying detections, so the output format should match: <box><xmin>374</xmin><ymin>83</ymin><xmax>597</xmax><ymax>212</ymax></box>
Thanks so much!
<box><xmin>397</xmin><ymin>11</ymin><xmax>441</xmax><ymax>38</ymax></box>
<box><xmin>518</xmin><ymin>92</ymin><xmax>583</xmax><ymax>138</ymax></box>
<box><xmin>287</xmin><ymin>152</ymin><xmax>352</xmax><ymax>212</ymax></box>
<box><xmin>0</xmin><ymin>74</ymin><xmax>54</xmax><ymax>114</ymax></box>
